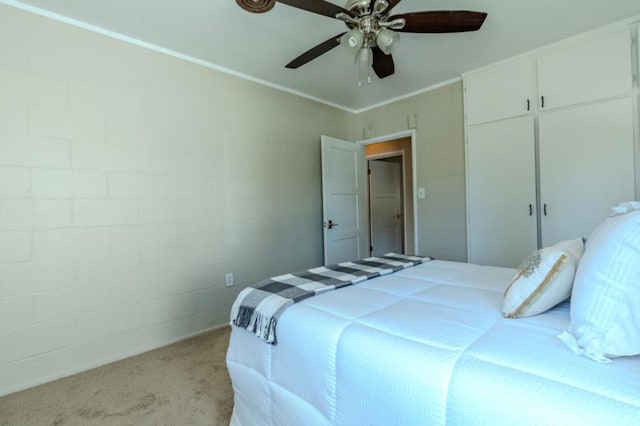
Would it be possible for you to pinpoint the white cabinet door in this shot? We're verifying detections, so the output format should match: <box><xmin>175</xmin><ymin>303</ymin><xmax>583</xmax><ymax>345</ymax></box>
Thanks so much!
<box><xmin>537</xmin><ymin>30</ymin><xmax>632</xmax><ymax>111</ymax></box>
<box><xmin>539</xmin><ymin>97</ymin><xmax>636</xmax><ymax>246</ymax></box>
<box><xmin>464</xmin><ymin>59</ymin><xmax>536</xmax><ymax>126</ymax></box>
<box><xmin>467</xmin><ymin>115</ymin><xmax>538</xmax><ymax>267</ymax></box>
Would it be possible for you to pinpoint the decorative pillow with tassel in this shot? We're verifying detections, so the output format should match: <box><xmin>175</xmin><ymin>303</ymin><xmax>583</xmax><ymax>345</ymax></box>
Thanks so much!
<box><xmin>503</xmin><ymin>238</ymin><xmax>584</xmax><ymax>318</ymax></box>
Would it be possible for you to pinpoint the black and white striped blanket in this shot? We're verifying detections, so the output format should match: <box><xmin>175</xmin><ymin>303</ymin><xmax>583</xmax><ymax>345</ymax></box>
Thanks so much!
<box><xmin>230</xmin><ymin>253</ymin><xmax>432</xmax><ymax>344</ymax></box>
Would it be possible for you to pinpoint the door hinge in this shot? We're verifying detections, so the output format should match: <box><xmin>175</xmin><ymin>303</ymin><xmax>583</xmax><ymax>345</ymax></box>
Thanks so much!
<box><xmin>369</xmin><ymin>245</ymin><xmax>373</xmax><ymax>252</ymax></box>
<box><xmin>368</xmin><ymin>168</ymin><xmax>371</xmax><ymax>175</ymax></box>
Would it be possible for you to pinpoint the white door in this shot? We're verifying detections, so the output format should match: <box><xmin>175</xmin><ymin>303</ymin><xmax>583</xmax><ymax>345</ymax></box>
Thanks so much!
<box><xmin>539</xmin><ymin>97</ymin><xmax>635</xmax><ymax>245</ymax></box>
<box><xmin>321</xmin><ymin>135</ymin><xmax>368</xmax><ymax>265</ymax></box>
<box><xmin>370</xmin><ymin>159</ymin><xmax>403</xmax><ymax>256</ymax></box>
<box><xmin>467</xmin><ymin>115</ymin><xmax>538</xmax><ymax>267</ymax></box>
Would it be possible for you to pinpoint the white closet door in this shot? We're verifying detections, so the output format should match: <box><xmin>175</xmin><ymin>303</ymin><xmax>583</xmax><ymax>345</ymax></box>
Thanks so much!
<box><xmin>539</xmin><ymin>97</ymin><xmax>635</xmax><ymax>246</ymax></box>
<box><xmin>464</xmin><ymin>59</ymin><xmax>536</xmax><ymax>125</ymax></box>
<box><xmin>537</xmin><ymin>30</ymin><xmax>632</xmax><ymax>111</ymax></box>
<box><xmin>467</xmin><ymin>115</ymin><xmax>537</xmax><ymax>267</ymax></box>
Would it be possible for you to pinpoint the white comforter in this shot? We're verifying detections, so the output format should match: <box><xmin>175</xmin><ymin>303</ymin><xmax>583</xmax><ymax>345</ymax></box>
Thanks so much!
<box><xmin>226</xmin><ymin>260</ymin><xmax>640</xmax><ymax>425</ymax></box>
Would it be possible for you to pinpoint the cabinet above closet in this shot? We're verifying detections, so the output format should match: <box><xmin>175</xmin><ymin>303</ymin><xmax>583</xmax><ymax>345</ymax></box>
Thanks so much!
<box><xmin>537</xmin><ymin>31</ymin><xmax>633</xmax><ymax>111</ymax></box>
<box><xmin>464</xmin><ymin>59</ymin><xmax>536</xmax><ymax>126</ymax></box>
<box><xmin>464</xmin><ymin>29</ymin><xmax>634</xmax><ymax>126</ymax></box>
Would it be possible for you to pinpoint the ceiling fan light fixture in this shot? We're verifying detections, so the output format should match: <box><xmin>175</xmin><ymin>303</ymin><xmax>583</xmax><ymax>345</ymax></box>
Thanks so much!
<box><xmin>355</xmin><ymin>47</ymin><xmax>373</xmax><ymax>87</ymax></box>
<box><xmin>376</xmin><ymin>29</ymin><xmax>399</xmax><ymax>55</ymax></box>
<box><xmin>242</xmin><ymin>1</ymin><xmax>488</xmax><ymax>83</ymax></box>
<box><xmin>341</xmin><ymin>29</ymin><xmax>364</xmax><ymax>51</ymax></box>
<box><xmin>355</xmin><ymin>47</ymin><xmax>373</xmax><ymax>66</ymax></box>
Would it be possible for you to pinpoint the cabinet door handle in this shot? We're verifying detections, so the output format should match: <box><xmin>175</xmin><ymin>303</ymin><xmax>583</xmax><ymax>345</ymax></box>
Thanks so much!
<box><xmin>541</xmin><ymin>95</ymin><xmax>545</xmax><ymax>109</ymax></box>
<box><xmin>526</xmin><ymin>99</ymin><xmax>530</xmax><ymax>111</ymax></box>
<box><xmin>529</xmin><ymin>204</ymin><xmax>533</xmax><ymax>216</ymax></box>
<box><xmin>543</xmin><ymin>204</ymin><xmax>548</xmax><ymax>216</ymax></box>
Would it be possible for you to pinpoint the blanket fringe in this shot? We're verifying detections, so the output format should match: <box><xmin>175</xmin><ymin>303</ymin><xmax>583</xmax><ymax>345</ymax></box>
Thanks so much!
<box><xmin>253</xmin><ymin>311</ymin><xmax>277</xmax><ymax>344</ymax></box>
<box><xmin>232</xmin><ymin>306</ymin><xmax>253</xmax><ymax>329</ymax></box>
<box><xmin>233</xmin><ymin>306</ymin><xmax>278</xmax><ymax>343</ymax></box>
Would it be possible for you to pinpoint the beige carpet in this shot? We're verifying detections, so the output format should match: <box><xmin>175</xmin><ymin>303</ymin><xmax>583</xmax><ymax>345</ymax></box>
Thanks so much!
<box><xmin>0</xmin><ymin>326</ymin><xmax>233</xmax><ymax>426</ymax></box>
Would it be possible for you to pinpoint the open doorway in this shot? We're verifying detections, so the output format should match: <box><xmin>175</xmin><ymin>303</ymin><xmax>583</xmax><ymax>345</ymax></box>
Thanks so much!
<box><xmin>320</xmin><ymin>131</ymin><xmax>416</xmax><ymax>264</ymax></box>
<box><xmin>364</xmin><ymin>136</ymin><xmax>414</xmax><ymax>255</ymax></box>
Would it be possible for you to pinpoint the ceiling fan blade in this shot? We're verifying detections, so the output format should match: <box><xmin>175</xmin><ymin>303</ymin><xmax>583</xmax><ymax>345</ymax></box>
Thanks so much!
<box><xmin>385</xmin><ymin>0</ymin><xmax>402</xmax><ymax>13</ymax></box>
<box><xmin>390</xmin><ymin>11</ymin><xmax>487</xmax><ymax>33</ymax></box>
<box><xmin>276</xmin><ymin>0</ymin><xmax>353</xmax><ymax>19</ymax></box>
<box><xmin>372</xmin><ymin>47</ymin><xmax>395</xmax><ymax>79</ymax></box>
<box><xmin>285</xmin><ymin>33</ymin><xmax>345</xmax><ymax>69</ymax></box>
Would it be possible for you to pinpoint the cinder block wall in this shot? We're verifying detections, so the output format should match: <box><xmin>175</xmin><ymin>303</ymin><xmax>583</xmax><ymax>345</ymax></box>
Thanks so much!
<box><xmin>0</xmin><ymin>4</ymin><xmax>349</xmax><ymax>396</ymax></box>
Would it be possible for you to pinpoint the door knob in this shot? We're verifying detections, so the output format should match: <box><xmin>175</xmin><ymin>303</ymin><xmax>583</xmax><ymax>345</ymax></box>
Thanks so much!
<box><xmin>327</xmin><ymin>220</ymin><xmax>339</xmax><ymax>229</ymax></box>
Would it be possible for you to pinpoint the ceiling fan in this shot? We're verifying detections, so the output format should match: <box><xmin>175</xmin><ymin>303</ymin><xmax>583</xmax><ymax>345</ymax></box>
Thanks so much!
<box><xmin>236</xmin><ymin>0</ymin><xmax>487</xmax><ymax>82</ymax></box>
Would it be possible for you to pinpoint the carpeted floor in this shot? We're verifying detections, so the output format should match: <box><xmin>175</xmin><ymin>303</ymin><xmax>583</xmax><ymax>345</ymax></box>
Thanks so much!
<box><xmin>0</xmin><ymin>326</ymin><xmax>233</xmax><ymax>426</ymax></box>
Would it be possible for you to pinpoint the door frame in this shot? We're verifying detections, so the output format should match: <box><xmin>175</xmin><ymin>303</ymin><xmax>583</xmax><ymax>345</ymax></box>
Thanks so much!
<box><xmin>358</xmin><ymin>129</ymin><xmax>418</xmax><ymax>254</ymax></box>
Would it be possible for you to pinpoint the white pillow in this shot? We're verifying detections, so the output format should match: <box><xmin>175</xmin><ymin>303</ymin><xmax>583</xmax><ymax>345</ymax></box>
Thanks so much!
<box><xmin>503</xmin><ymin>238</ymin><xmax>584</xmax><ymax>318</ymax></box>
<box><xmin>559</xmin><ymin>209</ymin><xmax>640</xmax><ymax>363</ymax></box>
<box><xmin>609</xmin><ymin>201</ymin><xmax>640</xmax><ymax>216</ymax></box>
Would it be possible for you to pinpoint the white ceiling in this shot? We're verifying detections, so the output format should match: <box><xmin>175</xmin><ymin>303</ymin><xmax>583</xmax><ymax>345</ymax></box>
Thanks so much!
<box><xmin>5</xmin><ymin>0</ymin><xmax>640</xmax><ymax>112</ymax></box>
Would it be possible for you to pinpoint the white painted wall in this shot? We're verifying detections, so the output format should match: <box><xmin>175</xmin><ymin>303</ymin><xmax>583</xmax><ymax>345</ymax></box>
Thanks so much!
<box><xmin>0</xmin><ymin>4</ymin><xmax>350</xmax><ymax>396</ymax></box>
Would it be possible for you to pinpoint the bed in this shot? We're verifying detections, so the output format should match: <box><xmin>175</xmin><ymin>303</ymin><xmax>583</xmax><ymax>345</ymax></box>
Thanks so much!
<box><xmin>226</xmin><ymin>257</ymin><xmax>640</xmax><ymax>425</ymax></box>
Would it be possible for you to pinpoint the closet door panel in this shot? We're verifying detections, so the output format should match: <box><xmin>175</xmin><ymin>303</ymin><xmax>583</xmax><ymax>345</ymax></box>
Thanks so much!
<box><xmin>539</xmin><ymin>97</ymin><xmax>635</xmax><ymax>246</ymax></box>
<box><xmin>537</xmin><ymin>30</ymin><xmax>632</xmax><ymax>111</ymax></box>
<box><xmin>467</xmin><ymin>116</ymin><xmax>538</xmax><ymax>267</ymax></box>
<box><xmin>465</xmin><ymin>59</ymin><xmax>536</xmax><ymax>126</ymax></box>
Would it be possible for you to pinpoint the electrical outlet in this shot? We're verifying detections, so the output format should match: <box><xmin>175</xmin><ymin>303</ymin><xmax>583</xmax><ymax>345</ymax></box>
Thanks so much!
<box><xmin>225</xmin><ymin>273</ymin><xmax>234</xmax><ymax>287</ymax></box>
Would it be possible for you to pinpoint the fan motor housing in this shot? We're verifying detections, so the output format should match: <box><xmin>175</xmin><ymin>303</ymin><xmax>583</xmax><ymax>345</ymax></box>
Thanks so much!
<box><xmin>345</xmin><ymin>0</ymin><xmax>372</xmax><ymax>14</ymax></box>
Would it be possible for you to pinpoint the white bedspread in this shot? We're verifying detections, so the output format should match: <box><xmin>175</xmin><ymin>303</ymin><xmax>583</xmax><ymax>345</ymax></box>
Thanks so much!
<box><xmin>226</xmin><ymin>260</ymin><xmax>640</xmax><ymax>425</ymax></box>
